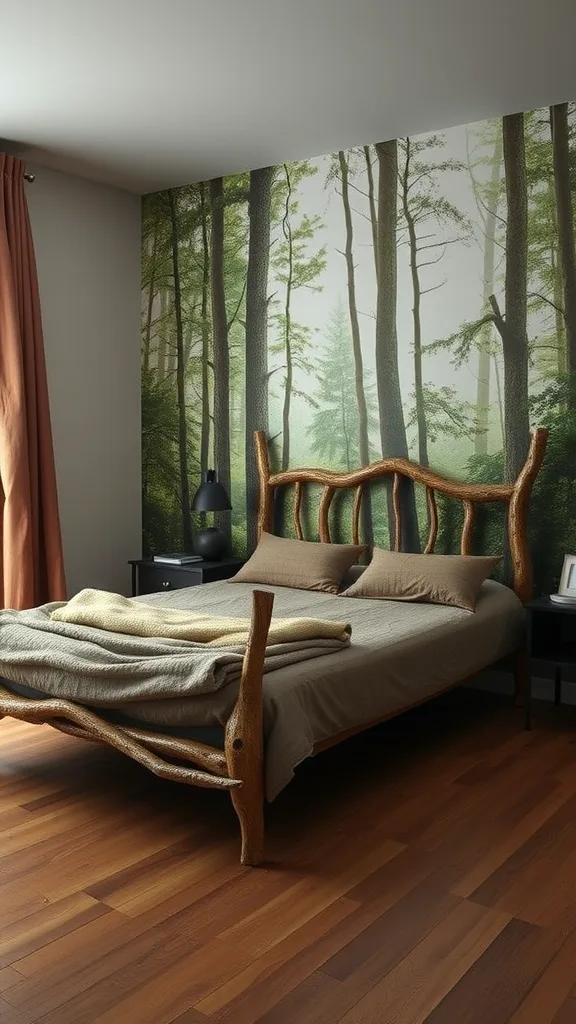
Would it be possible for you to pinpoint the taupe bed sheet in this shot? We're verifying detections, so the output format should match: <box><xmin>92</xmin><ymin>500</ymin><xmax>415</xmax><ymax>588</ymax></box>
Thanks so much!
<box><xmin>2</xmin><ymin>580</ymin><xmax>524</xmax><ymax>800</ymax></box>
<box><xmin>249</xmin><ymin>579</ymin><xmax>523</xmax><ymax>798</ymax></box>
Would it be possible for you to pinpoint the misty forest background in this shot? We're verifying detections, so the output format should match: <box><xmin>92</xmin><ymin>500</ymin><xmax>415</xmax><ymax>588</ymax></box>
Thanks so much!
<box><xmin>141</xmin><ymin>102</ymin><xmax>576</xmax><ymax>594</ymax></box>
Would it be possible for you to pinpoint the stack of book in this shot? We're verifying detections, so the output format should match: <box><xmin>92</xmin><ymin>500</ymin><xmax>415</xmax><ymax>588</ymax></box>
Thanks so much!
<box><xmin>153</xmin><ymin>553</ymin><xmax>203</xmax><ymax>565</ymax></box>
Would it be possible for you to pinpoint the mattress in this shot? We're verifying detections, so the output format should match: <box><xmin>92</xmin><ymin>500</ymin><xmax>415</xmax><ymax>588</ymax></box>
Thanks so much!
<box><xmin>0</xmin><ymin>579</ymin><xmax>525</xmax><ymax>800</ymax></box>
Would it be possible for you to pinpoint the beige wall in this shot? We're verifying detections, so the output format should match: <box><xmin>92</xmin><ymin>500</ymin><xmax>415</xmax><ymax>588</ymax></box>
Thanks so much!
<box><xmin>26</xmin><ymin>163</ymin><xmax>141</xmax><ymax>596</ymax></box>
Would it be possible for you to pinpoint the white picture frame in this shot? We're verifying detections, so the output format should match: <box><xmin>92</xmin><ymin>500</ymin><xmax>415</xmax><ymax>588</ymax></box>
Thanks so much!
<box><xmin>558</xmin><ymin>554</ymin><xmax>576</xmax><ymax>596</ymax></box>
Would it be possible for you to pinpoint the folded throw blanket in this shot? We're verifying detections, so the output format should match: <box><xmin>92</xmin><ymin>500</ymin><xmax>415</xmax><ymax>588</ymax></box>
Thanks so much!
<box><xmin>50</xmin><ymin>589</ymin><xmax>351</xmax><ymax>646</ymax></box>
<box><xmin>0</xmin><ymin>590</ymin><xmax>351</xmax><ymax>724</ymax></box>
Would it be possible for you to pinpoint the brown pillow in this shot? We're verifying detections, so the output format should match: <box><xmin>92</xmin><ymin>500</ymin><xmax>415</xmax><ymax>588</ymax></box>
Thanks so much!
<box><xmin>230</xmin><ymin>532</ymin><xmax>365</xmax><ymax>594</ymax></box>
<box><xmin>340</xmin><ymin>548</ymin><xmax>501</xmax><ymax>611</ymax></box>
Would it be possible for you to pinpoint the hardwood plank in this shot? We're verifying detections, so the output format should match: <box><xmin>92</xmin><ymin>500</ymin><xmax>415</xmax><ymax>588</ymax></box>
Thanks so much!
<box><xmin>84</xmin><ymin>836</ymin><xmax>240</xmax><ymax>914</ymax></box>
<box><xmin>28</xmin><ymin>815</ymin><xmax>199</xmax><ymax>901</ymax></box>
<box><xmin>85</xmin><ymin>837</ymin><xmax>196</xmax><ymax>900</ymax></box>
<box><xmin>0</xmin><ymin>798</ymin><xmax>114</xmax><ymax>858</ymax></box>
<box><xmin>0</xmin><ymin>782</ymin><xmax>59</xmax><ymax>815</ymax></box>
<box><xmin>417</xmin><ymin>772</ymin><xmax>562</xmax><ymax>861</ymax></box>
<box><xmin>219</xmin><ymin>868</ymin><xmax>457</xmax><ymax>1024</ymax></box>
<box><xmin>0</xmin><ymin>808</ymin><xmax>137</xmax><ymax>889</ymax></box>
<box><xmin>255</xmin><ymin>970</ymin><xmax>341</xmax><ymax>1024</ymax></box>
<box><xmin>0</xmin><ymin>881</ymin><xmax>55</xmax><ymax>931</ymax></box>
<box><xmin>219</xmin><ymin>837</ymin><xmax>405</xmax><ymax>956</ymax></box>
<box><xmin>179</xmin><ymin>868</ymin><xmax>307</xmax><ymax>941</ymax></box>
<box><xmin>0</xmin><ymin>997</ymin><xmax>35</xmax><ymax>1024</ymax></box>
<box><xmin>452</xmin><ymin>781</ymin><xmax>573</xmax><ymax>898</ymax></box>
<box><xmin>125</xmin><ymin>820</ymin><xmax>350</xmax><ymax>939</ymax></box>
<box><xmin>87</xmin><ymin>937</ymin><xmax>254</xmax><ymax>1024</ymax></box>
<box><xmin>5</xmin><ymin>909</ymin><xmax>147</xmax><ymax>993</ymax></box>
<box><xmin>553</xmin><ymin>992</ymin><xmax>576</xmax><ymax>1024</ymax></box>
<box><xmin>471</xmin><ymin>793</ymin><xmax>576</xmax><ymax>917</ymax></box>
<box><xmin>421</xmin><ymin>783</ymin><xmax>576</xmax><ymax>897</ymax></box>
<box><xmin>517</xmin><ymin>843</ymin><xmax>576</xmax><ymax>928</ymax></box>
<box><xmin>0</xmin><ymin>968</ymin><xmax>23</xmax><ymax>993</ymax></box>
<box><xmin>338</xmin><ymin>900</ymin><xmax>510</xmax><ymax>1024</ymax></box>
<box><xmin>169</xmin><ymin>1010</ymin><xmax>210</xmax><ymax>1023</ymax></box>
<box><xmin>0</xmin><ymin>892</ymin><xmax>110</xmax><ymax>969</ymax></box>
<box><xmin>125</xmin><ymin>859</ymin><xmax>248</xmax><ymax>932</ymax></box>
<box><xmin>323</xmin><ymin>866</ymin><xmax>461</xmax><ymax>981</ymax></box>
<box><xmin>20</xmin><ymin>789</ymin><xmax>83</xmax><ymax>812</ymax></box>
<box><xmin>206</xmin><ymin>872</ymin><xmax>459</xmax><ymax>1024</ymax></box>
<box><xmin>34</xmin><ymin>931</ymin><xmax>200</xmax><ymax>1024</ymax></box>
<box><xmin>454</xmin><ymin>729</ymin><xmax>555</xmax><ymax>786</ymax></box>
<box><xmin>345</xmin><ymin>843</ymin><xmax>438</xmax><ymax>904</ymax></box>
<box><xmin>195</xmin><ymin>897</ymin><xmax>358</xmax><ymax>1019</ymax></box>
<box><xmin>425</xmin><ymin>918</ymin><xmax>565</xmax><ymax>1024</ymax></box>
<box><xmin>5</xmin><ymin>915</ymin><xmax>191</xmax><ymax>1017</ymax></box>
<box><xmin>0</xmin><ymin>806</ymin><xmax>33</xmax><ymax>831</ymax></box>
<box><xmin>371</xmin><ymin>781</ymin><xmax>467</xmax><ymax>845</ymax></box>
<box><xmin>381</xmin><ymin>737</ymin><xmax>545</xmax><ymax>847</ymax></box>
<box><xmin>509</xmin><ymin>931</ymin><xmax>576</xmax><ymax>1023</ymax></box>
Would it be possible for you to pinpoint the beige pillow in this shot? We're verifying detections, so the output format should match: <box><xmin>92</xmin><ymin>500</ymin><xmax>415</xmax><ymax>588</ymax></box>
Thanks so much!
<box><xmin>230</xmin><ymin>532</ymin><xmax>365</xmax><ymax>594</ymax></box>
<box><xmin>341</xmin><ymin>548</ymin><xmax>501</xmax><ymax>611</ymax></box>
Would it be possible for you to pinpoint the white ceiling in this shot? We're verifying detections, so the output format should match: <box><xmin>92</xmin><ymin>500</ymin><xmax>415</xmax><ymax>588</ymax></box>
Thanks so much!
<box><xmin>2</xmin><ymin>0</ymin><xmax>575</xmax><ymax>195</ymax></box>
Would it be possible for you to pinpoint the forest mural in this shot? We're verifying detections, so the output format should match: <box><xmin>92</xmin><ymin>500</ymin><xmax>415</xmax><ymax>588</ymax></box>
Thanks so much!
<box><xmin>141</xmin><ymin>101</ymin><xmax>576</xmax><ymax>594</ymax></box>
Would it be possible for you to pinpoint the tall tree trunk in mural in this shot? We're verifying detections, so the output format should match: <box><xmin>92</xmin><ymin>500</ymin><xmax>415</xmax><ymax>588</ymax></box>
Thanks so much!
<box><xmin>496</xmin><ymin>113</ymin><xmax>530</xmax><ymax>482</ymax></box>
<box><xmin>200</xmin><ymin>182</ymin><xmax>211</xmax><ymax>479</ymax></box>
<box><xmin>363</xmin><ymin>145</ymin><xmax>379</xmax><ymax>278</ymax></box>
<box><xmin>245</xmin><ymin>166</ymin><xmax>274</xmax><ymax>552</ymax></box>
<box><xmin>548</xmin><ymin>179</ymin><xmax>567</xmax><ymax>374</ymax></box>
<box><xmin>375</xmin><ymin>140</ymin><xmax>420</xmax><ymax>551</ymax></box>
<box><xmin>165</xmin><ymin>302</ymin><xmax>177</xmax><ymax>378</ymax></box>
<box><xmin>554</xmin><ymin>247</ymin><xmax>567</xmax><ymax>375</ymax></box>
<box><xmin>210</xmin><ymin>177</ymin><xmax>232</xmax><ymax>543</ymax></box>
<box><xmin>493</xmin><ymin>355</ymin><xmax>505</xmax><ymax>440</ymax></box>
<box><xmin>156</xmin><ymin>289</ymin><xmax>167</xmax><ymax>377</ymax></box>
<box><xmin>551</xmin><ymin>103</ymin><xmax>576</xmax><ymax>383</ymax></box>
<box><xmin>475</xmin><ymin>133</ymin><xmax>502</xmax><ymax>456</ymax></box>
<box><xmin>168</xmin><ymin>190</ymin><xmax>193</xmax><ymax>550</ymax></box>
<box><xmin>400</xmin><ymin>138</ymin><xmax>428</xmax><ymax>468</ymax></box>
<box><xmin>281</xmin><ymin>165</ymin><xmax>294</xmax><ymax>471</ymax></box>
<box><xmin>142</xmin><ymin>213</ymin><xmax>159</xmax><ymax>374</ymax></box>
<box><xmin>338</xmin><ymin>151</ymin><xmax>374</xmax><ymax>545</ymax></box>
<box><xmin>182</xmin><ymin>282</ymin><xmax>195</xmax><ymax>366</ymax></box>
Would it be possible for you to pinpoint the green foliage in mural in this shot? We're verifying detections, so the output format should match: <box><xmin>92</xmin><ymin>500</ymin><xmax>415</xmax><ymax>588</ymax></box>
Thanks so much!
<box><xmin>141</xmin><ymin>101</ymin><xmax>576</xmax><ymax>594</ymax></box>
<box><xmin>311</xmin><ymin>301</ymin><xmax>378</xmax><ymax>470</ymax></box>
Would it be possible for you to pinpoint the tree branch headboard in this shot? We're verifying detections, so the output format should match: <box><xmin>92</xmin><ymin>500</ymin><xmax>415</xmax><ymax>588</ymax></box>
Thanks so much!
<box><xmin>255</xmin><ymin>428</ymin><xmax>548</xmax><ymax>602</ymax></box>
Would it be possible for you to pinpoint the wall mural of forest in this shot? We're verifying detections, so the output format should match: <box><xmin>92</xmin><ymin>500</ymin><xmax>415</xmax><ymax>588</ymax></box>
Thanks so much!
<box><xmin>142</xmin><ymin>101</ymin><xmax>576</xmax><ymax>594</ymax></box>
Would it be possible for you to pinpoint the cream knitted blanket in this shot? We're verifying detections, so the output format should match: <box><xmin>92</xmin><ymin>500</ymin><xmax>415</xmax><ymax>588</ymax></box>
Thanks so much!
<box><xmin>50</xmin><ymin>589</ymin><xmax>351</xmax><ymax>646</ymax></box>
<box><xmin>0</xmin><ymin>588</ymin><xmax>352</xmax><ymax>719</ymax></box>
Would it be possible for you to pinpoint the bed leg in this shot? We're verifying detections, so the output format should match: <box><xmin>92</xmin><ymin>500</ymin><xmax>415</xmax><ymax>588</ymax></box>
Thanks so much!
<box><xmin>513</xmin><ymin>646</ymin><xmax>528</xmax><ymax>707</ymax></box>
<box><xmin>225</xmin><ymin>589</ymin><xmax>274</xmax><ymax>867</ymax></box>
<box><xmin>230</xmin><ymin>774</ymin><xmax>264</xmax><ymax>866</ymax></box>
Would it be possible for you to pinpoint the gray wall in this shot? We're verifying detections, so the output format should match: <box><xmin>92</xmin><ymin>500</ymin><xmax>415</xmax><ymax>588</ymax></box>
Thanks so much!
<box><xmin>26</xmin><ymin>163</ymin><xmax>141</xmax><ymax>595</ymax></box>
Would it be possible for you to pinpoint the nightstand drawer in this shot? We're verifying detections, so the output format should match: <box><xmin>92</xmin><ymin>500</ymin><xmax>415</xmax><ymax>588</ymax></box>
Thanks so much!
<box><xmin>136</xmin><ymin>564</ymin><xmax>201</xmax><ymax>595</ymax></box>
<box><xmin>129</xmin><ymin>557</ymin><xmax>244</xmax><ymax>596</ymax></box>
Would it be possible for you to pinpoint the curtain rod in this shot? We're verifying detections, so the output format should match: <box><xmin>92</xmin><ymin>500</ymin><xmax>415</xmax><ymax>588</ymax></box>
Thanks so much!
<box><xmin>24</xmin><ymin>172</ymin><xmax>36</xmax><ymax>183</ymax></box>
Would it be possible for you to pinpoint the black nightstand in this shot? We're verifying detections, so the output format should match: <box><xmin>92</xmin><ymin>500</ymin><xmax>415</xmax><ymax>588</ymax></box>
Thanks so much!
<box><xmin>525</xmin><ymin>596</ymin><xmax>576</xmax><ymax>729</ymax></box>
<box><xmin>128</xmin><ymin>557</ymin><xmax>244</xmax><ymax>597</ymax></box>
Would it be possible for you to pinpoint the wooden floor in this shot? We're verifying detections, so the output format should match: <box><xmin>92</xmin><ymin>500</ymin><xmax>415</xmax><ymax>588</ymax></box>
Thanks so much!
<box><xmin>2</xmin><ymin>692</ymin><xmax>576</xmax><ymax>1023</ymax></box>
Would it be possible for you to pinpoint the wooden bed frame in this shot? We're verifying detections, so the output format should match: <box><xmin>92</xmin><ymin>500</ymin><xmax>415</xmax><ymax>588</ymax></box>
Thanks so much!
<box><xmin>0</xmin><ymin>427</ymin><xmax>548</xmax><ymax>865</ymax></box>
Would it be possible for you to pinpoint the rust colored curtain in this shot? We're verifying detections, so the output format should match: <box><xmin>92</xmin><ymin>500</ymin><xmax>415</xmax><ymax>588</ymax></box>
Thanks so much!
<box><xmin>0</xmin><ymin>154</ymin><xmax>66</xmax><ymax>608</ymax></box>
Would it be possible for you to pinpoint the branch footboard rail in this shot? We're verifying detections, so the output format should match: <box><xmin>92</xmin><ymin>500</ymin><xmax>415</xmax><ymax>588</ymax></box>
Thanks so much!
<box><xmin>0</xmin><ymin>589</ymin><xmax>275</xmax><ymax>866</ymax></box>
<box><xmin>0</xmin><ymin>687</ymin><xmax>237</xmax><ymax>788</ymax></box>
<box><xmin>255</xmin><ymin>428</ymin><xmax>548</xmax><ymax>602</ymax></box>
